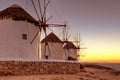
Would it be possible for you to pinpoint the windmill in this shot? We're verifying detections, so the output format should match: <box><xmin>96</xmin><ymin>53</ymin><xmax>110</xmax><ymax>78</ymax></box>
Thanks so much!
<box><xmin>63</xmin><ymin>27</ymin><xmax>87</xmax><ymax>61</ymax></box>
<box><xmin>63</xmin><ymin>27</ymin><xmax>78</xmax><ymax>60</ymax></box>
<box><xmin>74</xmin><ymin>33</ymin><xmax>87</xmax><ymax>61</ymax></box>
<box><xmin>30</xmin><ymin>0</ymin><xmax>66</xmax><ymax>58</ymax></box>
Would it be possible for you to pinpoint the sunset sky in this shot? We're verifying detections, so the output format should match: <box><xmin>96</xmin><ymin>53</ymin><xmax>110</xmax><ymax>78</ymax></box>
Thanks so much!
<box><xmin>0</xmin><ymin>0</ymin><xmax>120</xmax><ymax>63</ymax></box>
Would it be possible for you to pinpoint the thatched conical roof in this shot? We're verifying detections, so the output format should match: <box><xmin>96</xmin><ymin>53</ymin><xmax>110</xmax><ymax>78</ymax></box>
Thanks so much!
<box><xmin>0</xmin><ymin>4</ymin><xmax>39</xmax><ymax>25</ymax></box>
<box><xmin>63</xmin><ymin>41</ymin><xmax>77</xmax><ymax>49</ymax></box>
<box><xmin>41</xmin><ymin>32</ymin><xmax>62</xmax><ymax>43</ymax></box>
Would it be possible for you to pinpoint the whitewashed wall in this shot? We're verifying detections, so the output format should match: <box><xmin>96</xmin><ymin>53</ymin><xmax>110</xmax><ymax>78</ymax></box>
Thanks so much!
<box><xmin>0</xmin><ymin>19</ymin><xmax>40</xmax><ymax>58</ymax></box>
<box><xmin>41</xmin><ymin>43</ymin><xmax>65</xmax><ymax>60</ymax></box>
<box><xmin>64</xmin><ymin>49</ymin><xmax>77</xmax><ymax>59</ymax></box>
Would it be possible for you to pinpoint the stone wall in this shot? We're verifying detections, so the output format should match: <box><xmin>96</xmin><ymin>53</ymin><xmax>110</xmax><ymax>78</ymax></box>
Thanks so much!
<box><xmin>0</xmin><ymin>61</ymin><xmax>80</xmax><ymax>76</ymax></box>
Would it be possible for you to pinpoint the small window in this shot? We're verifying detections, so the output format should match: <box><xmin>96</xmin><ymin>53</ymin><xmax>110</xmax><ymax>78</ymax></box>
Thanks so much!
<box><xmin>45</xmin><ymin>42</ymin><xmax>48</xmax><ymax>45</ymax></box>
<box><xmin>22</xmin><ymin>34</ymin><xmax>27</xmax><ymax>40</ymax></box>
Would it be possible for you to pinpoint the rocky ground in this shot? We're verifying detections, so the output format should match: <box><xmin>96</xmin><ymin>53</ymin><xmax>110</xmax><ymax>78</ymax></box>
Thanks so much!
<box><xmin>0</xmin><ymin>64</ymin><xmax>120</xmax><ymax>80</ymax></box>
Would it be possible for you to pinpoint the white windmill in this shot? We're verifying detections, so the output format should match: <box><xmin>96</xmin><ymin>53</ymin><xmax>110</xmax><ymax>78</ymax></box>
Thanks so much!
<box><xmin>0</xmin><ymin>4</ymin><xmax>40</xmax><ymax>58</ymax></box>
<box><xmin>30</xmin><ymin>0</ymin><xmax>66</xmax><ymax>59</ymax></box>
<box><xmin>62</xmin><ymin>27</ymin><xmax>78</xmax><ymax>60</ymax></box>
<box><xmin>74</xmin><ymin>33</ymin><xmax>87</xmax><ymax>61</ymax></box>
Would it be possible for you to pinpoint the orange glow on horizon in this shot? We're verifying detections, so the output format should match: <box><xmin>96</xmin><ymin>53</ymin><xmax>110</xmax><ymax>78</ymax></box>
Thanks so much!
<box><xmin>77</xmin><ymin>38</ymin><xmax>120</xmax><ymax>63</ymax></box>
<box><xmin>81</xmin><ymin>58</ymin><xmax>120</xmax><ymax>63</ymax></box>
<box><xmin>79</xmin><ymin>52</ymin><xmax>120</xmax><ymax>63</ymax></box>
